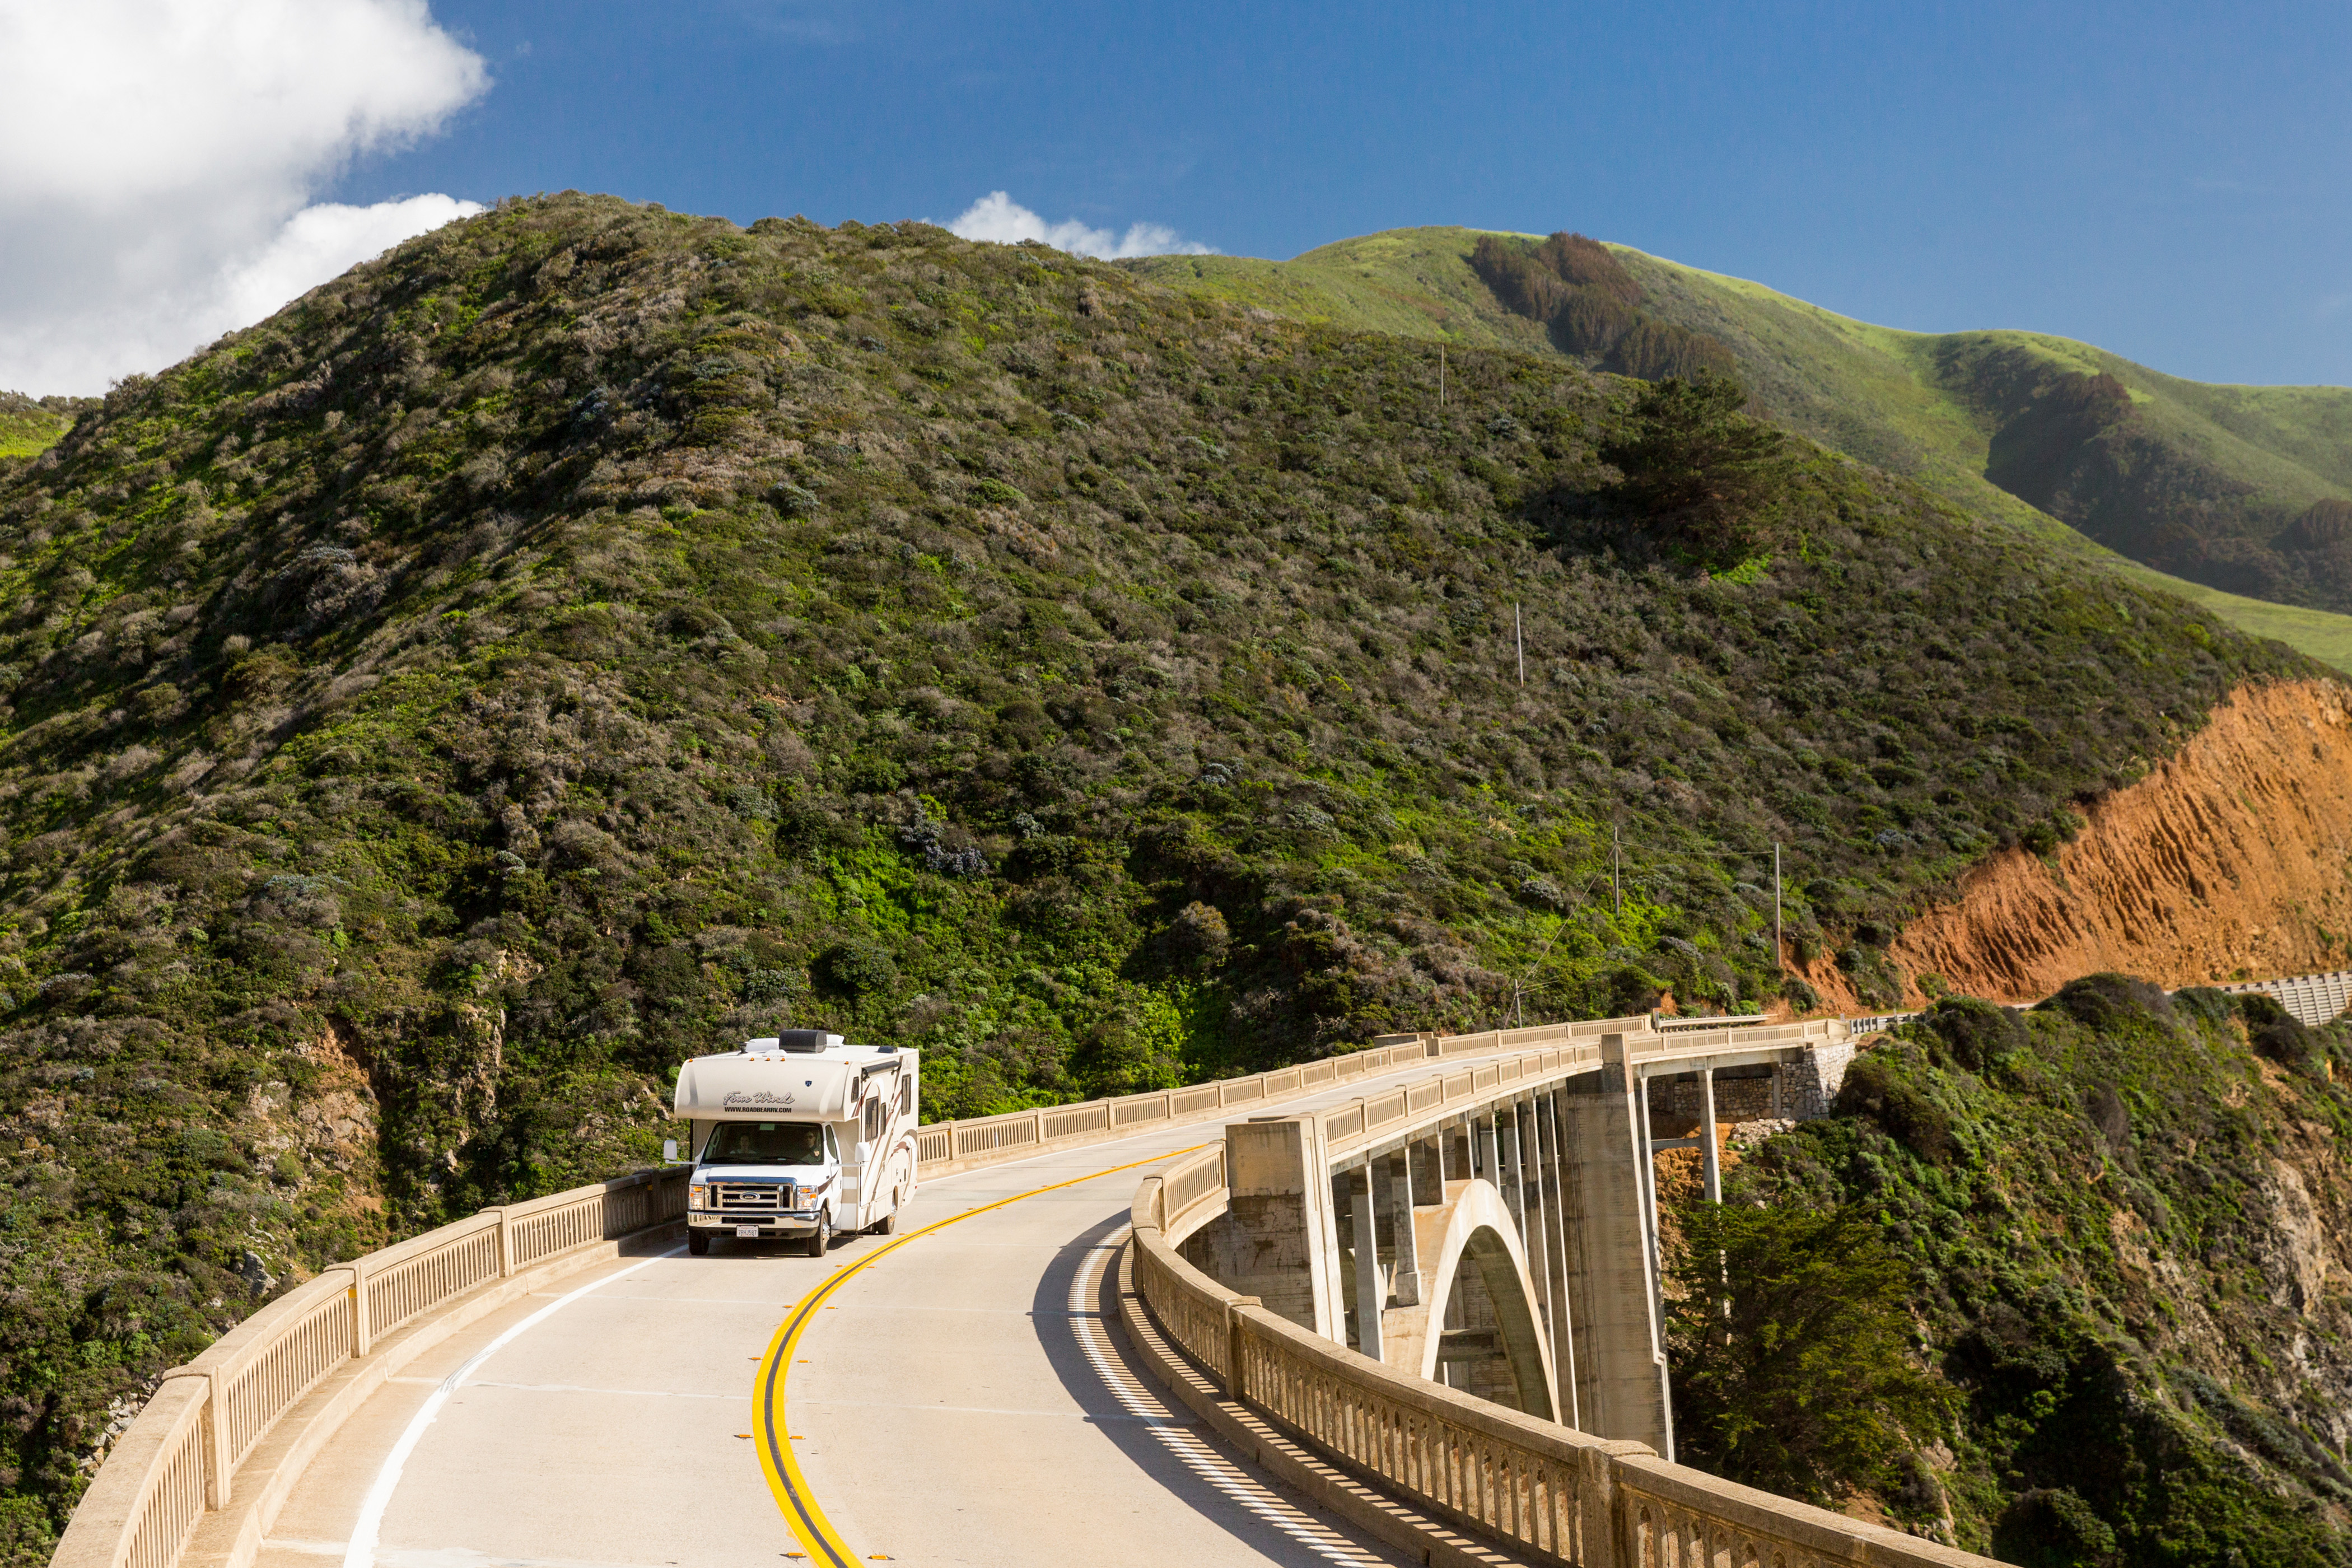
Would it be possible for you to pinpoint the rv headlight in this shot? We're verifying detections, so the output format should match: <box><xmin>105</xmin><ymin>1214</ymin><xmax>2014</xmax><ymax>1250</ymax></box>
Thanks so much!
<box><xmin>688</xmin><ymin>1183</ymin><xmax>708</xmax><ymax>1210</ymax></box>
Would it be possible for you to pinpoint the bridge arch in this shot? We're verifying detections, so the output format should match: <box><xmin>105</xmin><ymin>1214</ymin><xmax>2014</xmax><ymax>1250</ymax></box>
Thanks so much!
<box><xmin>1414</xmin><ymin>1179</ymin><xmax>1556</xmax><ymax>1419</ymax></box>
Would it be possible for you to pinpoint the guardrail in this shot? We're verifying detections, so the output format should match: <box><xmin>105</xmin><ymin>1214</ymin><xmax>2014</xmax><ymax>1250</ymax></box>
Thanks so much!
<box><xmin>56</xmin><ymin>1168</ymin><xmax>685</xmax><ymax>1568</ymax></box>
<box><xmin>1127</xmin><ymin>1145</ymin><xmax>1990</xmax><ymax>1568</ymax></box>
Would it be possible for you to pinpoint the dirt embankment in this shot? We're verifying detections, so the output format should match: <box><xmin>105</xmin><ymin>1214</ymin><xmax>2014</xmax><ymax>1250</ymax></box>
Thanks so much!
<box><xmin>1891</xmin><ymin>678</ymin><xmax>2352</xmax><ymax>1005</ymax></box>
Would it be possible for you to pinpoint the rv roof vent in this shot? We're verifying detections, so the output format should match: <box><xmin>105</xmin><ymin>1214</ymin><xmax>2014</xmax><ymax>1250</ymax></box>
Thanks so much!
<box><xmin>744</xmin><ymin>1037</ymin><xmax>781</xmax><ymax>1053</ymax></box>
<box><xmin>776</xmin><ymin>1029</ymin><xmax>844</xmax><ymax>1053</ymax></box>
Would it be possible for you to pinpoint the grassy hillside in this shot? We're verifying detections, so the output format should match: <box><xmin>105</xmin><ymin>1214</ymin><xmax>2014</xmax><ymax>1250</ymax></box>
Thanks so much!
<box><xmin>0</xmin><ymin>394</ymin><xmax>80</xmax><ymax>461</ymax></box>
<box><xmin>0</xmin><ymin>195</ymin><xmax>2306</xmax><ymax>1550</ymax></box>
<box><xmin>1685</xmin><ymin>981</ymin><xmax>2352</xmax><ymax>1564</ymax></box>
<box><xmin>1126</xmin><ymin>230</ymin><xmax>2352</xmax><ymax>654</ymax></box>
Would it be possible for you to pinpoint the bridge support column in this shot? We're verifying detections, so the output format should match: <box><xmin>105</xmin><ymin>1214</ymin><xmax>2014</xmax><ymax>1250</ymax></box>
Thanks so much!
<box><xmin>1388</xmin><ymin>1148</ymin><xmax>1422</xmax><ymax>1306</ymax></box>
<box><xmin>1560</xmin><ymin>1034</ymin><xmax>1673</xmax><ymax>1457</ymax></box>
<box><xmin>1533</xmin><ymin>1089</ymin><xmax>1581</xmax><ymax>1430</ymax></box>
<box><xmin>1348</xmin><ymin>1164</ymin><xmax>1384</xmax><ymax>1360</ymax></box>
<box><xmin>1212</xmin><ymin>1116</ymin><xmax>1343</xmax><ymax>1341</ymax></box>
<box><xmin>1701</xmin><ymin>1067</ymin><xmax>1721</xmax><ymax>1204</ymax></box>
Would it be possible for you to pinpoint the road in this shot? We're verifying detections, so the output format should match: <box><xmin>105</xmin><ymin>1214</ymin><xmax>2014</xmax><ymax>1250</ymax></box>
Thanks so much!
<box><xmin>248</xmin><ymin>1066</ymin><xmax>1448</xmax><ymax>1568</ymax></box>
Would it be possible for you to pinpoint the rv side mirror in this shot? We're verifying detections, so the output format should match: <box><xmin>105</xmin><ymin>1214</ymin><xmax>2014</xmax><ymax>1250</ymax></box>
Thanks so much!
<box><xmin>662</xmin><ymin>1139</ymin><xmax>679</xmax><ymax>1164</ymax></box>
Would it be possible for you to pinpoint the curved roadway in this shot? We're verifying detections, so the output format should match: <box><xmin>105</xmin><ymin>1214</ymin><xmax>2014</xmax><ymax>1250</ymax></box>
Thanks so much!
<box><xmin>248</xmin><ymin>1065</ymin><xmax>1460</xmax><ymax>1568</ymax></box>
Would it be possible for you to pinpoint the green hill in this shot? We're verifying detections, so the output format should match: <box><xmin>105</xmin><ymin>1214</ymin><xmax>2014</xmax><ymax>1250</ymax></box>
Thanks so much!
<box><xmin>0</xmin><ymin>393</ymin><xmax>81</xmax><ymax>461</ymax></box>
<box><xmin>0</xmin><ymin>195</ymin><xmax>2309</xmax><ymax>1550</ymax></box>
<box><xmin>1682</xmin><ymin>982</ymin><xmax>2352</xmax><ymax>1562</ymax></box>
<box><xmin>1126</xmin><ymin>229</ymin><xmax>2352</xmax><ymax>666</ymax></box>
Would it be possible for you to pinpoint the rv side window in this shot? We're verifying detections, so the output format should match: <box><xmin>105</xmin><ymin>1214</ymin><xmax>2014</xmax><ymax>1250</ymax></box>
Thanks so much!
<box><xmin>824</xmin><ymin>1124</ymin><xmax>839</xmax><ymax>1162</ymax></box>
<box><xmin>898</xmin><ymin>1077</ymin><xmax>911</xmax><ymax>1115</ymax></box>
<box><xmin>862</xmin><ymin>1097</ymin><xmax>880</xmax><ymax>1143</ymax></box>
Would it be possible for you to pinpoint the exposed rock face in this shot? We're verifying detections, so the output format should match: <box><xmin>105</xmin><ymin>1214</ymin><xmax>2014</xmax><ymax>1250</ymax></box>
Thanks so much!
<box><xmin>1895</xmin><ymin>679</ymin><xmax>2352</xmax><ymax>1002</ymax></box>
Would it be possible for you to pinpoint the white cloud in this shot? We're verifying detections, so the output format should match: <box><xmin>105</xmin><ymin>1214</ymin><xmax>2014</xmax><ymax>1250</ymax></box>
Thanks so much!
<box><xmin>945</xmin><ymin>191</ymin><xmax>1215</xmax><ymax>261</ymax></box>
<box><xmin>0</xmin><ymin>0</ymin><xmax>491</xmax><ymax>395</ymax></box>
<box><xmin>216</xmin><ymin>195</ymin><xmax>485</xmax><ymax>333</ymax></box>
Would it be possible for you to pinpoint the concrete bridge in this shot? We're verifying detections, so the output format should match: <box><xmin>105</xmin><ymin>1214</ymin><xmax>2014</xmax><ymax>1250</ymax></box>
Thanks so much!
<box><xmin>57</xmin><ymin>1004</ymin><xmax>2090</xmax><ymax>1568</ymax></box>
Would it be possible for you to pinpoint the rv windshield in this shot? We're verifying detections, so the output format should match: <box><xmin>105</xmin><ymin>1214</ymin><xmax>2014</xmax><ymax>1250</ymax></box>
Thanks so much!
<box><xmin>703</xmin><ymin>1122</ymin><xmax>825</xmax><ymax>1166</ymax></box>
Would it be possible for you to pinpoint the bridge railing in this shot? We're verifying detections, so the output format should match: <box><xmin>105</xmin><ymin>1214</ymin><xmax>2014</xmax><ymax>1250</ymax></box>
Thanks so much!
<box><xmin>55</xmin><ymin>1168</ymin><xmax>685</xmax><ymax>1568</ymax></box>
<box><xmin>1312</xmin><ymin>1019</ymin><xmax>1849</xmax><ymax>1160</ymax></box>
<box><xmin>1128</xmin><ymin>1149</ymin><xmax>1990</xmax><ymax>1568</ymax></box>
<box><xmin>909</xmin><ymin>1014</ymin><xmax>1662</xmax><ymax>1177</ymax></box>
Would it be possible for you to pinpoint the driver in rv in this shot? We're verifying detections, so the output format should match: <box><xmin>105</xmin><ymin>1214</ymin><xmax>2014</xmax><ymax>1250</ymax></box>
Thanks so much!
<box><xmin>704</xmin><ymin>1122</ymin><xmax>824</xmax><ymax>1165</ymax></box>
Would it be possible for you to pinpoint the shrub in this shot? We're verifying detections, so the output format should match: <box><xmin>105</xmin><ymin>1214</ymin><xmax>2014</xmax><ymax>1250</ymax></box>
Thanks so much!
<box><xmin>2042</xmin><ymin>973</ymin><xmax>2172</xmax><ymax>1034</ymax></box>
<box><xmin>813</xmin><ymin>938</ymin><xmax>897</xmax><ymax>998</ymax></box>
<box><xmin>1832</xmin><ymin>1049</ymin><xmax>1956</xmax><ymax>1164</ymax></box>
<box><xmin>2235</xmin><ymin>992</ymin><xmax>2323</xmax><ymax>1077</ymax></box>
<box><xmin>1165</xmin><ymin>900</ymin><xmax>1230</xmax><ymax>967</ymax></box>
<box><xmin>1920</xmin><ymin>996</ymin><xmax>2029</xmax><ymax>1075</ymax></box>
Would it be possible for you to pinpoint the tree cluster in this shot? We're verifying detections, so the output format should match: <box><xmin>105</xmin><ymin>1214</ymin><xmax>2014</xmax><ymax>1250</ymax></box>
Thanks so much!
<box><xmin>1469</xmin><ymin>231</ymin><xmax>1735</xmax><ymax>381</ymax></box>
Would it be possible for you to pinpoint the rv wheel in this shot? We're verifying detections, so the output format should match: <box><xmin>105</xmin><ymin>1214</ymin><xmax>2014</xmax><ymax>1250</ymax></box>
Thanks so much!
<box><xmin>687</xmin><ymin>1231</ymin><xmax>711</xmax><ymax>1257</ymax></box>
<box><xmin>870</xmin><ymin>1202</ymin><xmax>897</xmax><ymax>1237</ymax></box>
<box><xmin>806</xmin><ymin>1215</ymin><xmax>829</xmax><ymax>1258</ymax></box>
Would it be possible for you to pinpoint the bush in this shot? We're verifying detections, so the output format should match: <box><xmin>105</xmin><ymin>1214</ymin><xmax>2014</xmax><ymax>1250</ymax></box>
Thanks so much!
<box><xmin>813</xmin><ymin>938</ymin><xmax>897</xmax><ymax>998</ymax></box>
<box><xmin>2235</xmin><ymin>992</ymin><xmax>2323</xmax><ymax>1077</ymax></box>
<box><xmin>1833</xmin><ymin>1049</ymin><xmax>1956</xmax><ymax>1164</ymax></box>
<box><xmin>2043</xmin><ymin>973</ymin><xmax>2172</xmax><ymax>1034</ymax></box>
<box><xmin>1992</xmin><ymin>1487</ymin><xmax>2120</xmax><ymax>1567</ymax></box>
<box><xmin>1921</xmin><ymin>995</ymin><xmax>2029</xmax><ymax>1075</ymax></box>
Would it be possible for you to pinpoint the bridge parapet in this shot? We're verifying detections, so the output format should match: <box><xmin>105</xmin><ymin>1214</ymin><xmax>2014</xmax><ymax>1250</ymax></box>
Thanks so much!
<box><xmin>1130</xmin><ymin>1140</ymin><xmax>1995</xmax><ymax>1567</ymax></box>
<box><xmin>54</xmin><ymin>1169</ymin><xmax>686</xmax><ymax>1568</ymax></box>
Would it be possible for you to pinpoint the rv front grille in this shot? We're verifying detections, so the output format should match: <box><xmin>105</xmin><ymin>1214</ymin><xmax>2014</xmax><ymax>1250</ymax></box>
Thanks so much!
<box><xmin>711</xmin><ymin>1181</ymin><xmax>796</xmax><ymax>1214</ymax></box>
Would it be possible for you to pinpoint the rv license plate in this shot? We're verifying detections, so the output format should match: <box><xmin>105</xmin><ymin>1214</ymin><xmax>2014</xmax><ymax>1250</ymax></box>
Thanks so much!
<box><xmin>736</xmin><ymin>1225</ymin><xmax>760</xmax><ymax>1238</ymax></box>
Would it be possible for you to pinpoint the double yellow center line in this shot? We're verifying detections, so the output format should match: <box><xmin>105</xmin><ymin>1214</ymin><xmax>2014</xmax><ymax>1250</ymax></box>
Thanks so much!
<box><xmin>752</xmin><ymin>1143</ymin><xmax>1210</xmax><ymax>1565</ymax></box>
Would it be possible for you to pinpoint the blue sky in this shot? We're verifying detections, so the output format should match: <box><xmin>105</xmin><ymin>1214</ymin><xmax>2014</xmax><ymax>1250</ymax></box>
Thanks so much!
<box><xmin>327</xmin><ymin>0</ymin><xmax>2348</xmax><ymax>387</ymax></box>
<box><xmin>6</xmin><ymin>1</ymin><xmax>2346</xmax><ymax>393</ymax></box>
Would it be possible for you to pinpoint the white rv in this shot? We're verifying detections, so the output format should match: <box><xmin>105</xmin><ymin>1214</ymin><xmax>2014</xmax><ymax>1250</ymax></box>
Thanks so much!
<box><xmin>671</xmin><ymin>1030</ymin><xmax>920</xmax><ymax>1257</ymax></box>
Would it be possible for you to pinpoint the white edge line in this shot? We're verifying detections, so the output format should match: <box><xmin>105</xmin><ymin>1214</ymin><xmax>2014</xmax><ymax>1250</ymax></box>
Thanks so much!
<box><xmin>339</xmin><ymin>1246</ymin><xmax>685</xmax><ymax>1568</ymax></box>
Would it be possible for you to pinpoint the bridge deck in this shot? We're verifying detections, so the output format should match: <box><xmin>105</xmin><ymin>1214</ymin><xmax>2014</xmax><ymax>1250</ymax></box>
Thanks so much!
<box><xmin>245</xmin><ymin>1067</ymin><xmax>1469</xmax><ymax>1568</ymax></box>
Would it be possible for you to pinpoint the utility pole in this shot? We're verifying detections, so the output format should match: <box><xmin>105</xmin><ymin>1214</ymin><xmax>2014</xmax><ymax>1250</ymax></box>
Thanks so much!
<box><xmin>1612</xmin><ymin>823</ymin><xmax>1622</xmax><ymax>915</ymax></box>
<box><xmin>1774</xmin><ymin>842</ymin><xmax>1784</xmax><ymax>972</ymax></box>
<box><xmin>1514</xmin><ymin>603</ymin><xmax>1525</xmax><ymax>687</ymax></box>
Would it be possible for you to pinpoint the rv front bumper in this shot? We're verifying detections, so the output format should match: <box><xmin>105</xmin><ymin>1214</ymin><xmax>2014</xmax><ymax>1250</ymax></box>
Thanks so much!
<box><xmin>689</xmin><ymin>1211</ymin><xmax>820</xmax><ymax>1235</ymax></box>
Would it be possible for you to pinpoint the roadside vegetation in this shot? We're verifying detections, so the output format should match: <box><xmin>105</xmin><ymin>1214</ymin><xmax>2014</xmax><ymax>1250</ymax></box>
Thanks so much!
<box><xmin>1673</xmin><ymin>979</ymin><xmax>2352</xmax><ymax>1565</ymax></box>
<box><xmin>0</xmin><ymin>194</ymin><xmax>2309</xmax><ymax>1546</ymax></box>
